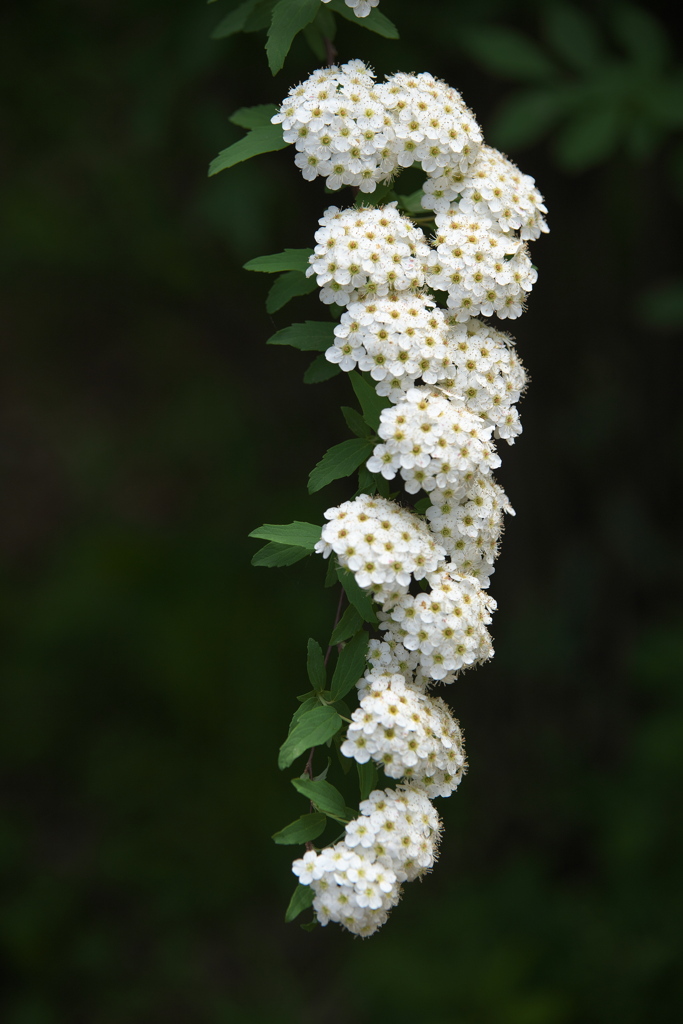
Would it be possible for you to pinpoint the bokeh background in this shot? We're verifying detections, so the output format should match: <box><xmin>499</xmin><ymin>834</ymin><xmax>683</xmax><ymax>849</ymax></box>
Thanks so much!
<box><xmin>2</xmin><ymin>0</ymin><xmax>682</xmax><ymax>1020</ymax></box>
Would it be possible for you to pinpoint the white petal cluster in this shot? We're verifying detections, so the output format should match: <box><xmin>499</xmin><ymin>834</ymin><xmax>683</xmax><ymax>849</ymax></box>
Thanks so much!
<box><xmin>326</xmin><ymin>293</ymin><xmax>451</xmax><ymax>387</ymax></box>
<box><xmin>376</xmin><ymin>72</ymin><xmax>482</xmax><ymax>174</ymax></box>
<box><xmin>341</xmin><ymin>670</ymin><xmax>467</xmax><ymax>796</ymax></box>
<box><xmin>368</xmin><ymin>386</ymin><xmax>501</xmax><ymax>494</ymax></box>
<box><xmin>315</xmin><ymin>493</ymin><xmax>446</xmax><ymax>602</ymax></box>
<box><xmin>441</xmin><ymin>318</ymin><xmax>528</xmax><ymax>443</ymax></box>
<box><xmin>379</xmin><ymin>570</ymin><xmax>496</xmax><ymax>681</ymax></box>
<box><xmin>425</xmin><ymin>476</ymin><xmax>514</xmax><ymax>586</ymax></box>
<box><xmin>271</xmin><ymin>61</ymin><xmax>395</xmax><ymax>193</ymax></box>
<box><xmin>307</xmin><ymin>204</ymin><xmax>431</xmax><ymax>305</ymax></box>
<box><xmin>281</xmin><ymin>61</ymin><xmax>547</xmax><ymax>939</ymax></box>
<box><xmin>422</xmin><ymin>145</ymin><xmax>549</xmax><ymax>241</ymax></box>
<box><xmin>320</xmin><ymin>0</ymin><xmax>380</xmax><ymax>19</ymax></box>
<box><xmin>427</xmin><ymin>211</ymin><xmax>537</xmax><ymax>321</ymax></box>
<box><xmin>292</xmin><ymin>785</ymin><xmax>440</xmax><ymax>936</ymax></box>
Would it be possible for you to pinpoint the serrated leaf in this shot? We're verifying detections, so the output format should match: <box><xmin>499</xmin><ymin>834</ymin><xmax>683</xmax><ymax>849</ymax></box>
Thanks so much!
<box><xmin>266</xmin><ymin>0</ymin><xmax>320</xmax><ymax>75</ymax></box>
<box><xmin>249</xmin><ymin>521</ymin><xmax>321</xmax><ymax>549</ymax></box>
<box><xmin>229</xmin><ymin>104</ymin><xmax>279</xmax><ymax>129</ymax></box>
<box><xmin>278</xmin><ymin>706</ymin><xmax>342</xmax><ymax>769</ymax></box>
<box><xmin>542</xmin><ymin>3</ymin><xmax>604</xmax><ymax>74</ymax></box>
<box><xmin>553</xmin><ymin>101</ymin><xmax>622</xmax><ymax>171</ymax></box>
<box><xmin>208</xmin><ymin>124</ymin><xmax>288</xmax><ymax>176</ymax></box>
<box><xmin>348</xmin><ymin>371</ymin><xmax>390</xmax><ymax>432</ymax></box>
<box><xmin>489</xmin><ymin>88</ymin><xmax>570</xmax><ymax>150</ymax></box>
<box><xmin>308</xmin><ymin>437</ymin><xmax>375</xmax><ymax>494</ymax></box>
<box><xmin>327</xmin><ymin>0</ymin><xmax>399</xmax><ymax>39</ymax></box>
<box><xmin>211</xmin><ymin>0</ymin><xmax>259</xmax><ymax>38</ymax></box>
<box><xmin>243</xmin><ymin>0</ymin><xmax>278</xmax><ymax>32</ymax></box>
<box><xmin>251</xmin><ymin>541</ymin><xmax>311</xmax><ymax>567</ymax></box>
<box><xmin>306</xmin><ymin>639</ymin><xmax>326</xmax><ymax>691</ymax></box>
<box><xmin>267</xmin><ymin>320</ymin><xmax>335</xmax><ymax>352</ymax></box>
<box><xmin>266</xmin><ymin>271</ymin><xmax>318</xmax><ymax>313</ymax></box>
<box><xmin>357</xmin><ymin>760</ymin><xmax>378</xmax><ymax>801</ymax></box>
<box><xmin>330</xmin><ymin>604</ymin><xmax>363</xmax><ymax>645</ymax></box>
<box><xmin>303</xmin><ymin>355</ymin><xmax>341</xmax><ymax>384</ymax></box>
<box><xmin>288</xmin><ymin>696</ymin><xmax>318</xmax><ymax>734</ymax></box>
<box><xmin>244</xmin><ymin>248</ymin><xmax>313</xmax><ymax>273</ymax></box>
<box><xmin>336</xmin><ymin>568</ymin><xmax>378</xmax><ymax>626</ymax></box>
<box><xmin>461</xmin><ymin>26</ymin><xmax>558</xmax><ymax>81</ymax></box>
<box><xmin>302</xmin><ymin>21</ymin><xmax>326</xmax><ymax>61</ymax></box>
<box><xmin>330</xmin><ymin>630</ymin><xmax>369</xmax><ymax>701</ymax></box>
<box><xmin>291</xmin><ymin>777</ymin><xmax>347</xmax><ymax>817</ymax></box>
<box><xmin>341</xmin><ymin>406</ymin><xmax>372</xmax><ymax>439</ymax></box>
<box><xmin>285</xmin><ymin>883</ymin><xmax>314</xmax><ymax>923</ymax></box>
<box><xmin>272</xmin><ymin>812</ymin><xmax>327</xmax><ymax>845</ymax></box>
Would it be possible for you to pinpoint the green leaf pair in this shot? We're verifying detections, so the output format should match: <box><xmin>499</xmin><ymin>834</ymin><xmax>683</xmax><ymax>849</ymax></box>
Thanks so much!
<box><xmin>249</xmin><ymin>520</ymin><xmax>321</xmax><ymax>569</ymax></box>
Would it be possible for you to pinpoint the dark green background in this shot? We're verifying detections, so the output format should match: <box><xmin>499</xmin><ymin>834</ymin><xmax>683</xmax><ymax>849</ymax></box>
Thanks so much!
<box><xmin>2</xmin><ymin>1</ymin><xmax>682</xmax><ymax>1020</ymax></box>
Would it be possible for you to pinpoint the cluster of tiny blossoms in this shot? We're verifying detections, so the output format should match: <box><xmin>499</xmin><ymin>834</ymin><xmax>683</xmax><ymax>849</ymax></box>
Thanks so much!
<box><xmin>320</xmin><ymin>0</ymin><xmax>380</xmax><ymax>20</ymax></box>
<box><xmin>276</xmin><ymin>61</ymin><xmax>546</xmax><ymax>936</ymax></box>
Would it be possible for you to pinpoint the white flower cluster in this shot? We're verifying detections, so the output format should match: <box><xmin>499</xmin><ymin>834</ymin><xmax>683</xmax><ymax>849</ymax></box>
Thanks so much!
<box><xmin>272</xmin><ymin>64</ymin><xmax>481</xmax><ymax>195</ymax></box>
<box><xmin>368</xmin><ymin>386</ymin><xmax>501</xmax><ymax>495</ymax></box>
<box><xmin>276</xmin><ymin>62</ymin><xmax>546</xmax><ymax>937</ymax></box>
<box><xmin>320</xmin><ymin>0</ymin><xmax>380</xmax><ymax>19</ymax></box>
<box><xmin>422</xmin><ymin>144</ymin><xmax>548</xmax><ymax>240</ymax></box>
<box><xmin>427</xmin><ymin>211</ymin><xmax>537</xmax><ymax>321</ymax></box>
<box><xmin>341</xmin><ymin>670</ymin><xmax>467</xmax><ymax>796</ymax></box>
<box><xmin>378</xmin><ymin>570</ymin><xmax>496</xmax><ymax>683</ymax></box>
<box><xmin>292</xmin><ymin>785</ymin><xmax>440</xmax><ymax>936</ymax></box>
<box><xmin>315</xmin><ymin>493</ymin><xmax>445</xmax><ymax>602</ymax></box>
<box><xmin>307</xmin><ymin>204</ymin><xmax>430</xmax><ymax>305</ymax></box>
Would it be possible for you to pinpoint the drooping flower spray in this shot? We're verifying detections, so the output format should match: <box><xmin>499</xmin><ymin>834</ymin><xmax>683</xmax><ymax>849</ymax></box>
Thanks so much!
<box><xmin>217</xmin><ymin>11</ymin><xmax>548</xmax><ymax>937</ymax></box>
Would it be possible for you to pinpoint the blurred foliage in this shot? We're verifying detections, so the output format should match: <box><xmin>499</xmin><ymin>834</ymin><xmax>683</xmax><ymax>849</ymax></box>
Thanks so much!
<box><xmin>1</xmin><ymin>0</ymin><xmax>682</xmax><ymax>1021</ymax></box>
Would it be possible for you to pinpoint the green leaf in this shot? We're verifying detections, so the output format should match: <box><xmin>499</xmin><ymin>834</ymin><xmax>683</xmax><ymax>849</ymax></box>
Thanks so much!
<box><xmin>461</xmin><ymin>26</ymin><xmax>558</xmax><ymax>81</ymax></box>
<box><xmin>330</xmin><ymin>630</ymin><xmax>369</xmax><ymax>701</ymax></box>
<box><xmin>357</xmin><ymin>760</ymin><xmax>378</xmax><ymax>801</ymax></box>
<box><xmin>327</xmin><ymin>0</ymin><xmax>399</xmax><ymax>39</ymax></box>
<box><xmin>267</xmin><ymin>320</ymin><xmax>335</xmax><ymax>352</ymax></box>
<box><xmin>489</xmin><ymin>88</ymin><xmax>571</xmax><ymax>150</ymax></box>
<box><xmin>244</xmin><ymin>248</ymin><xmax>313</xmax><ymax>273</ymax></box>
<box><xmin>251</xmin><ymin>541</ymin><xmax>311</xmax><ymax>567</ymax></box>
<box><xmin>308</xmin><ymin>437</ymin><xmax>375</xmax><ymax>494</ymax></box>
<box><xmin>272</xmin><ymin>812</ymin><xmax>327</xmax><ymax>845</ymax></box>
<box><xmin>354</xmin><ymin>183</ymin><xmax>398</xmax><ymax>208</ymax></box>
<box><xmin>285</xmin><ymin>883</ymin><xmax>314</xmax><ymax>923</ymax></box>
<box><xmin>413</xmin><ymin>497</ymin><xmax>430</xmax><ymax>515</ymax></box>
<box><xmin>324</xmin><ymin>556</ymin><xmax>338</xmax><ymax>588</ymax></box>
<box><xmin>542</xmin><ymin>3</ymin><xmax>605</xmax><ymax>74</ymax></box>
<box><xmin>229</xmin><ymin>104</ymin><xmax>278</xmax><ymax>129</ymax></box>
<box><xmin>249</xmin><ymin>521</ymin><xmax>321</xmax><ymax>549</ymax></box>
<box><xmin>306</xmin><ymin>639</ymin><xmax>326</xmax><ymax>691</ymax></box>
<box><xmin>396</xmin><ymin>188</ymin><xmax>425</xmax><ymax>214</ymax></box>
<box><xmin>291</xmin><ymin>777</ymin><xmax>348</xmax><ymax>817</ymax></box>
<box><xmin>308</xmin><ymin>437</ymin><xmax>376</xmax><ymax>494</ymax></box>
<box><xmin>266</xmin><ymin>271</ymin><xmax>318</xmax><ymax>313</ymax></box>
<box><xmin>553</xmin><ymin>102</ymin><xmax>622</xmax><ymax>172</ymax></box>
<box><xmin>211</xmin><ymin>0</ymin><xmax>259</xmax><ymax>38</ymax></box>
<box><xmin>278</xmin><ymin>706</ymin><xmax>342</xmax><ymax>769</ymax></box>
<box><xmin>302</xmin><ymin>22</ymin><xmax>326</xmax><ymax>62</ymax></box>
<box><xmin>356</xmin><ymin>464</ymin><xmax>390</xmax><ymax>499</ymax></box>
<box><xmin>341</xmin><ymin>406</ymin><xmax>372</xmax><ymax>439</ymax></box>
<box><xmin>266</xmin><ymin>0</ymin><xmax>320</xmax><ymax>75</ymax></box>
<box><xmin>208</xmin><ymin>124</ymin><xmax>288</xmax><ymax>176</ymax></box>
<box><xmin>288</xmin><ymin>696</ymin><xmax>318</xmax><ymax>734</ymax></box>
<box><xmin>336</xmin><ymin>567</ymin><xmax>378</xmax><ymax>626</ymax></box>
<box><xmin>303</xmin><ymin>355</ymin><xmax>341</xmax><ymax>384</ymax></box>
<box><xmin>330</xmin><ymin>604</ymin><xmax>363</xmax><ymax>645</ymax></box>
<box><xmin>348</xmin><ymin>371</ymin><xmax>390</xmax><ymax>432</ymax></box>
<box><xmin>243</xmin><ymin>0</ymin><xmax>278</xmax><ymax>32</ymax></box>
